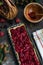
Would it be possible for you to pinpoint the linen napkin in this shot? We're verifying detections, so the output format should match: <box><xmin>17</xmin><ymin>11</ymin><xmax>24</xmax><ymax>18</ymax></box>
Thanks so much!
<box><xmin>33</xmin><ymin>29</ymin><xmax>43</xmax><ymax>59</ymax></box>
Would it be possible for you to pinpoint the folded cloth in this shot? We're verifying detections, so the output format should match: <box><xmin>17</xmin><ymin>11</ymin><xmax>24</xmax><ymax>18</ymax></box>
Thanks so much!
<box><xmin>33</xmin><ymin>29</ymin><xmax>43</xmax><ymax>59</ymax></box>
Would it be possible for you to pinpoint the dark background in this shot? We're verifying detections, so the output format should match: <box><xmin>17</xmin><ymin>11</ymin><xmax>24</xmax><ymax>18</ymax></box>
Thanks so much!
<box><xmin>0</xmin><ymin>0</ymin><xmax>43</xmax><ymax>65</ymax></box>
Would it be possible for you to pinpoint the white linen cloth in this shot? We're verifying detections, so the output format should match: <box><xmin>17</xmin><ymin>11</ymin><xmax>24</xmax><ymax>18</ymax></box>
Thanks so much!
<box><xmin>33</xmin><ymin>29</ymin><xmax>43</xmax><ymax>59</ymax></box>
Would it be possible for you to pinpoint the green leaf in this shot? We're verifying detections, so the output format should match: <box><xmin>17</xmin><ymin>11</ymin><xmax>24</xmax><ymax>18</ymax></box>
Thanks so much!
<box><xmin>30</xmin><ymin>0</ymin><xmax>34</xmax><ymax>2</ymax></box>
<box><xmin>0</xmin><ymin>2</ymin><xmax>3</xmax><ymax>5</ymax></box>
<box><xmin>35</xmin><ymin>0</ymin><xmax>40</xmax><ymax>2</ymax></box>
<box><xmin>0</xmin><ymin>59</ymin><xmax>2</xmax><ymax>64</ymax></box>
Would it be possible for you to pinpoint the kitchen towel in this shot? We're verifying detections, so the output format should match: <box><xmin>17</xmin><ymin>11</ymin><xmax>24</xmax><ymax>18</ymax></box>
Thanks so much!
<box><xmin>33</xmin><ymin>29</ymin><xmax>43</xmax><ymax>59</ymax></box>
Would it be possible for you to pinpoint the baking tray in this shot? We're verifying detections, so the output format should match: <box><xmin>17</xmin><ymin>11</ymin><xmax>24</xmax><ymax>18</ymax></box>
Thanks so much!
<box><xmin>7</xmin><ymin>23</ymin><xmax>42</xmax><ymax>65</ymax></box>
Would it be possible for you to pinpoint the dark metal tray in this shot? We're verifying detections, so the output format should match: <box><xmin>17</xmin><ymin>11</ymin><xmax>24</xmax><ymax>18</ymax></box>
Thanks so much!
<box><xmin>7</xmin><ymin>23</ymin><xmax>43</xmax><ymax>65</ymax></box>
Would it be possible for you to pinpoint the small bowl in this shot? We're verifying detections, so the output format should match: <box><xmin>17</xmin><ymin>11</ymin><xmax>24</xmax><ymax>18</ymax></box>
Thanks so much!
<box><xmin>24</xmin><ymin>3</ymin><xmax>43</xmax><ymax>23</ymax></box>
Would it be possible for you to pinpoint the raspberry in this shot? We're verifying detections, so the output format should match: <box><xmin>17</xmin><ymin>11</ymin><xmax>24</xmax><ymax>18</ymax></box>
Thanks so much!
<box><xmin>0</xmin><ymin>31</ymin><xmax>5</xmax><ymax>37</ymax></box>
<box><xmin>0</xmin><ymin>18</ymin><xmax>6</xmax><ymax>23</ymax></box>
<box><xmin>16</xmin><ymin>18</ymin><xmax>21</xmax><ymax>23</ymax></box>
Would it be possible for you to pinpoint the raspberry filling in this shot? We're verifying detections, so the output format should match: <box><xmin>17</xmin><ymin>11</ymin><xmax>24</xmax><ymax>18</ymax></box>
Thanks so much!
<box><xmin>10</xmin><ymin>25</ymin><xmax>40</xmax><ymax>65</ymax></box>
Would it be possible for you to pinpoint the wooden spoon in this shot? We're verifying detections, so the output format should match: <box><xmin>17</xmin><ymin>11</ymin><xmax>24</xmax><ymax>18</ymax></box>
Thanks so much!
<box><xmin>29</xmin><ymin>12</ymin><xmax>43</xmax><ymax>19</ymax></box>
<box><xmin>36</xmin><ymin>13</ymin><xmax>43</xmax><ymax>17</ymax></box>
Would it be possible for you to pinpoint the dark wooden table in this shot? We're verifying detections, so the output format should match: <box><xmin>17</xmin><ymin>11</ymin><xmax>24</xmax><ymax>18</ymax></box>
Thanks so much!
<box><xmin>0</xmin><ymin>0</ymin><xmax>43</xmax><ymax>65</ymax></box>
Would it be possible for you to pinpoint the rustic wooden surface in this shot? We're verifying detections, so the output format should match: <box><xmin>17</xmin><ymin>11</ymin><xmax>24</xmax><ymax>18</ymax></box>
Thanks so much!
<box><xmin>0</xmin><ymin>0</ymin><xmax>43</xmax><ymax>65</ymax></box>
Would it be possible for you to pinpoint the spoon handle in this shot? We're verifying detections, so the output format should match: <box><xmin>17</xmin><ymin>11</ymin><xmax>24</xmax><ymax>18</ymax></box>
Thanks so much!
<box><xmin>36</xmin><ymin>14</ymin><xmax>43</xmax><ymax>16</ymax></box>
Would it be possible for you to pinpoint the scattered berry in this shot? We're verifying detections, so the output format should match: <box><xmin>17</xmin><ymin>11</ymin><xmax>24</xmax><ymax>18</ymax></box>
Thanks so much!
<box><xmin>0</xmin><ymin>18</ymin><xmax>6</xmax><ymax>23</ymax></box>
<box><xmin>0</xmin><ymin>31</ymin><xmax>5</xmax><ymax>37</ymax></box>
<box><xmin>16</xmin><ymin>18</ymin><xmax>21</xmax><ymax>23</ymax></box>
